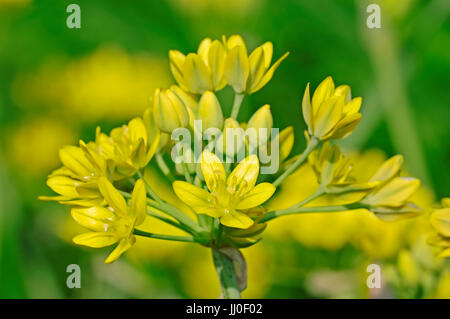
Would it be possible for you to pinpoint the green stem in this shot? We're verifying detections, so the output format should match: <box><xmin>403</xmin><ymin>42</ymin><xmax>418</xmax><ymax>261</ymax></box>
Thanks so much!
<box><xmin>181</xmin><ymin>161</ymin><xmax>193</xmax><ymax>183</ymax></box>
<box><xmin>294</xmin><ymin>187</ymin><xmax>325</xmax><ymax>208</ymax></box>
<box><xmin>230</xmin><ymin>93</ymin><xmax>245</xmax><ymax>120</ymax></box>
<box><xmin>146</xmin><ymin>207</ymin><xmax>193</xmax><ymax>235</ymax></box>
<box><xmin>156</xmin><ymin>153</ymin><xmax>175</xmax><ymax>182</ymax></box>
<box><xmin>212</xmin><ymin>248</ymin><xmax>241</xmax><ymax>299</ymax></box>
<box><xmin>138</xmin><ymin>170</ymin><xmax>163</xmax><ymax>203</ymax></box>
<box><xmin>273</xmin><ymin>136</ymin><xmax>319</xmax><ymax>188</ymax></box>
<box><xmin>147</xmin><ymin>198</ymin><xmax>202</xmax><ymax>235</ymax></box>
<box><xmin>133</xmin><ymin>229</ymin><xmax>195</xmax><ymax>243</ymax></box>
<box><xmin>261</xmin><ymin>205</ymin><xmax>353</xmax><ymax>223</ymax></box>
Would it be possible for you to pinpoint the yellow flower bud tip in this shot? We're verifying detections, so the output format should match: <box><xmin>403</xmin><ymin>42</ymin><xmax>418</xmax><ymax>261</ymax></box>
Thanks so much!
<box><xmin>173</xmin><ymin>151</ymin><xmax>275</xmax><ymax>229</ymax></box>
<box><xmin>197</xmin><ymin>90</ymin><xmax>224</xmax><ymax>130</ymax></box>
<box><xmin>302</xmin><ymin>76</ymin><xmax>363</xmax><ymax>141</ymax></box>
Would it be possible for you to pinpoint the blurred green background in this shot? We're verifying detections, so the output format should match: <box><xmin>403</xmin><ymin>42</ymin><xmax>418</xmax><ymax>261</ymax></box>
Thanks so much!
<box><xmin>0</xmin><ymin>0</ymin><xmax>449</xmax><ymax>298</ymax></box>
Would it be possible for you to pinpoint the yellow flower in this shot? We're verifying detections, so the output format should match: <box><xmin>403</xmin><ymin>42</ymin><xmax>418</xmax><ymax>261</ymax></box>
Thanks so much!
<box><xmin>71</xmin><ymin>177</ymin><xmax>146</xmax><ymax>263</ymax></box>
<box><xmin>39</xmin><ymin>141</ymin><xmax>108</xmax><ymax>207</ymax></box>
<box><xmin>308</xmin><ymin>142</ymin><xmax>373</xmax><ymax>195</ymax></box>
<box><xmin>360</xmin><ymin>155</ymin><xmax>422</xmax><ymax>220</ymax></box>
<box><xmin>224</xmin><ymin>35</ymin><xmax>289</xmax><ymax>94</ymax></box>
<box><xmin>173</xmin><ymin>151</ymin><xmax>275</xmax><ymax>229</ymax></box>
<box><xmin>429</xmin><ymin>198</ymin><xmax>450</xmax><ymax>258</ymax></box>
<box><xmin>169</xmin><ymin>38</ymin><xmax>227</xmax><ymax>94</ymax></box>
<box><xmin>152</xmin><ymin>87</ymin><xmax>190</xmax><ymax>133</ymax></box>
<box><xmin>95</xmin><ymin>113</ymin><xmax>160</xmax><ymax>179</ymax></box>
<box><xmin>302</xmin><ymin>76</ymin><xmax>362</xmax><ymax>141</ymax></box>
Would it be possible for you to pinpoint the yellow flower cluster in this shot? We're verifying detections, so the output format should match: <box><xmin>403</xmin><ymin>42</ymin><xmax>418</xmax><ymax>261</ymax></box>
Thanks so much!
<box><xmin>40</xmin><ymin>34</ymin><xmax>441</xmax><ymax>299</ymax></box>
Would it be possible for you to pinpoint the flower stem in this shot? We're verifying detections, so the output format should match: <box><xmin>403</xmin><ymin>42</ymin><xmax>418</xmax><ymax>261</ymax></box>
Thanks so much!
<box><xmin>294</xmin><ymin>187</ymin><xmax>325</xmax><ymax>208</ymax></box>
<box><xmin>138</xmin><ymin>170</ymin><xmax>163</xmax><ymax>203</ymax></box>
<box><xmin>133</xmin><ymin>229</ymin><xmax>195</xmax><ymax>243</ymax></box>
<box><xmin>273</xmin><ymin>136</ymin><xmax>319</xmax><ymax>188</ymax></box>
<box><xmin>230</xmin><ymin>93</ymin><xmax>245</xmax><ymax>120</ymax></box>
<box><xmin>260</xmin><ymin>205</ymin><xmax>352</xmax><ymax>223</ymax></box>
<box><xmin>212</xmin><ymin>248</ymin><xmax>241</xmax><ymax>299</ymax></box>
<box><xmin>155</xmin><ymin>153</ymin><xmax>175</xmax><ymax>182</ymax></box>
<box><xmin>147</xmin><ymin>198</ymin><xmax>202</xmax><ymax>235</ymax></box>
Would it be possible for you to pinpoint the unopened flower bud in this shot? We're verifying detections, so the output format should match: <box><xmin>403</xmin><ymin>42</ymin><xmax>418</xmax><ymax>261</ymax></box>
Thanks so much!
<box><xmin>153</xmin><ymin>88</ymin><xmax>189</xmax><ymax>133</ymax></box>
<box><xmin>197</xmin><ymin>91</ymin><xmax>224</xmax><ymax>130</ymax></box>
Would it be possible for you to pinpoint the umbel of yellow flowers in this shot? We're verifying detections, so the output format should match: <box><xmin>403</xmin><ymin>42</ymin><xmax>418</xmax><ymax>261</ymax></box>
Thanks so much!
<box><xmin>40</xmin><ymin>34</ymin><xmax>441</xmax><ymax>300</ymax></box>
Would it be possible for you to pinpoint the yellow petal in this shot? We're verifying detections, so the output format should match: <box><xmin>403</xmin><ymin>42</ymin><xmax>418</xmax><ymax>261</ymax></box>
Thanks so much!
<box><xmin>201</xmin><ymin>151</ymin><xmax>226</xmax><ymax>193</ymax></box>
<box><xmin>173</xmin><ymin>181</ymin><xmax>211</xmax><ymax>208</ymax></box>
<box><xmin>334</xmin><ymin>84</ymin><xmax>351</xmax><ymax>102</ymax></box>
<box><xmin>326</xmin><ymin>112</ymin><xmax>361</xmax><ymax>140</ymax></box>
<box><xmin>98</xmin><ymin>177</ymin><xmax>128</xmax><ymax>215</ymax></box>
<box><xmin>128</xmin><ymin>117</ymin><xmax>147</xmax><ymax>145</ymax></box>
<box><xmin>261</xmin><ymin>42</ymin><xmax>273</xmax><ymax>68</ymax></box>
<box><xmin>431</xmin><ymin>208</ymin><xmax>450</xmax><ymax>237</ymax></box>
<box><xmin>71</xmin><ymin>206</ymin><xmax>116</xmax><ymax>232</ymax></box>
<box><xmin>73</xmin><ymin>232</ymin><xmax>118</xmax><ymax>248</ymax></box>
<box><xmin>249</xmin><ymin>51</ymin><xmax>289</xmax><ymax>93</ymax></box>
<box><xmin>278</xmin><ymin>126</ymin><xmax>294</xmax><ymax>161</ymax></box>
<box><xmin>197</xmin><ymin>37</ymin><xmax>212</xmax><ymax>59</ymax></box>
<box><xmin>225</xmin><ymin>34</ymin><xmax>247</xmax><ymax>53</ymax></box>
<box><xmin>369</xmin><ymin>155</ymin><xmax>403</xmax><ymax>183</ymax></box>
<box><xmin>343</xmin><ymin>97</ymin><xmax>362</xmax><ymax>115</ymax></box>
<box><xmin>207</xmin><ymin>40</ymin><xmax>227</xmax><ymax>90</ymax></box>
<box><xmin>169</xmin><ymin>50</ymin><xmax>187</xmax><ymax>90</ymax></box>
<box><xmin>302</xmin><ymin>82</ymin><xmax>313</xmax><ymax>132</ymax></box>
<box><xmin>220</xmin><ymin>210</ymin><xmax>254</xmax><ymax>229</ymax></box>
<box><xmin>247</xmin><ymin>104</ymin><xmax>273</xmax><ymax>146</ymax></box>
<box><xmin>237</xmin><ymin>183</ymin><xmax>276</xmax><ymax>210</ymax></box>
<box><xmin>131</xmin><ymin>179</ymin><xmax>147</xmax><ymax>225</ymax></box>
<box><xmin>313</xmin><ymin>95</ymin><xmax>343</xmax><ymax>139</ymax></box>
<box><xmin>183</xmin><ymin>53</ymin><xmax>212</xmax><ymax>94</ymax></box>
<box><xmin>224</xmin><ymin>45</ymin><xmax>249</xmax><ymax>93</ymax></box>
<box><xmin>59</xmin><ymin>145</ymin><xmax>95</xmax><ymax>177</ymax></box>
<box><xmin>105</xmin><ymin>237</ymin><xmax>135</xmax><ymax>264</ymax></box>
<box><xmin>227</xmin><ymin>154</ymin><xmax>259</xmax><ymax>195</ymax></box>
<box><xmin>247</xmin><ymin>46</ymin><xmax>266</xmax><ymax>91</ymax></box>
<box><xmin>46</xmin><ymin>175</ymin><xmax>79</xmax><ymax>198</ymax></box>
<box><xmin>311</xmin><ymin>76</ymin><xmax>335</xmax><ymax>112</ymax></box>
<box><xmin>364</xmin><ymin>177</ymin><xmax>420</xmax><ymax>206</ymax></box>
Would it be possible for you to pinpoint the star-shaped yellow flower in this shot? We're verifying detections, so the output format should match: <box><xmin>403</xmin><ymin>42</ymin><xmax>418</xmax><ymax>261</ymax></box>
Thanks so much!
<box><xmin>71</xmin><ymin>177</ymin><xmax>146</xmax><ymax>263</ymax></box>
<box><xmin>173</xmin><ymin>151</ymin><xmax>275</xmax><ymax>229</ymax></box>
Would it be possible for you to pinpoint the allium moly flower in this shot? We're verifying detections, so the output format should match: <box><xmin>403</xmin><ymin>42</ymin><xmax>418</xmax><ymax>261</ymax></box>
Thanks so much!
<box><xmin>169</xmin><ymin>38</ymin><xmax>227</xmax><ymax>94</ymax></box>
<box><xmin>224</xmin><ymin>34</ymin><xmax>289</xmax><ymax>94</ymax></box>
<box><xmin>71</xmin><ymin>178</ymin><xmax>146</xmax><ymax>263</ymax></box>
<box><xmin>95</xmin><ymin>113</ymin><xmax>160</xmax><ymax>179</ymax></box>
<box><xmin>429</xmin><ymin>198</ymin><xmax>450</xmax><ymax>258</ymax></box>
<box><xmin>39</xmin><ymin>140</ymin><xmax>108</xmax><ymax>207</ymax></box>
<box><xmin>173</xmin><ymin>151</ymin><xmax>276</xmax><ymax>229</ymax></box>
<box><xmin>360</xmin><ymin>155</ymin><xmax>422</xmax><ymax>220</ymax></box>
<box><xmin>302</xmin><ymin>76</ymin><xmax>362</xmax><ymax>141</ymax></box>
<box><xmin>308</xmin><ymin>142</ymin><xmax>373</xmax><ymax>195</ymax></box>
